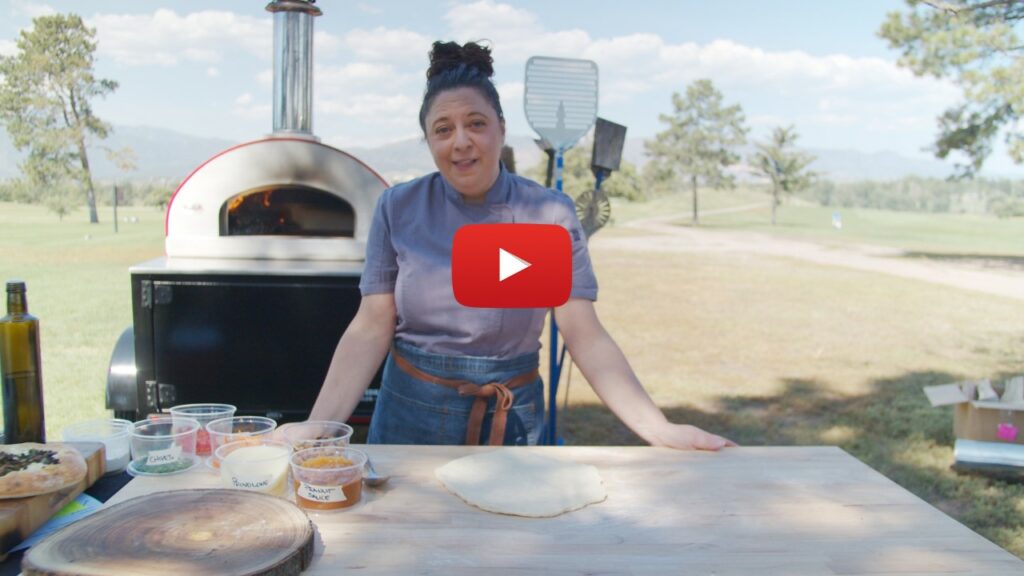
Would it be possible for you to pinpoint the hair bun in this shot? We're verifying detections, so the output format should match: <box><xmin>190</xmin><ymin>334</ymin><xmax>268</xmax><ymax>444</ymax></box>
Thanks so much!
<box><xmin>427</xmin><ymin>41</ymin><xmax>494</xmax><ymax>80</ymax></box>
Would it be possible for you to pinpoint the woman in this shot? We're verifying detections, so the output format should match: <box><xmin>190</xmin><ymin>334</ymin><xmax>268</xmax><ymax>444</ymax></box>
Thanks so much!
<box><xmin>309</xmin><ymin>41</ymin><xmax>734</xmax><ymax>451</ymax></box>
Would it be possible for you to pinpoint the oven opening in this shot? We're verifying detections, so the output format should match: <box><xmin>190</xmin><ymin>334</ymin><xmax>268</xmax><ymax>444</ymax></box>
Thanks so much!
<box><xmin>220</xmin><ymin>185</ymin><xmax>355</xmax><ymax>237</ymax></box>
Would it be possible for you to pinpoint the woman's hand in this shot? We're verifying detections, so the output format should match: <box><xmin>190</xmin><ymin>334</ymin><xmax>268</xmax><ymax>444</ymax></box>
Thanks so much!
<box><xmin>644</xmin><ymin>422</ymin><xmax>738</xmax><ymax>451</ymax></box>
<box><xmin>554</xmin><ymin>299</ymin><xmax>737</xmax><ymax>452</ymax></box>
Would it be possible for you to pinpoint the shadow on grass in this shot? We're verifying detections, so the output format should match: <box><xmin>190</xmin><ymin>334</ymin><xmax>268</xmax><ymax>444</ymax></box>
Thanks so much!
<box><xmin>901</xmin><ymin>251</ymin><xmax>1024</xmax><ymax>272</ymax></box>
<box><xmin>561</xmin><ymin>368</ymin><xmax>1024</xmax><ymax>557</ymax></box>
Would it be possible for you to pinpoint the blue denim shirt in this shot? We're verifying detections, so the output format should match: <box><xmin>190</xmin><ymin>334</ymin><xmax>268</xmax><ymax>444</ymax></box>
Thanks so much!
<box><xmin>359</xmin><ymin>165</ymin><xmax>598</xmax><ymax>358</ymax></box>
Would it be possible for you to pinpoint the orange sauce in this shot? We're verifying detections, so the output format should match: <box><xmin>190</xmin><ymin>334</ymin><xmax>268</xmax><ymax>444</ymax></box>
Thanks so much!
<box><xmin>301</xmin><ymin>455</ymin><xmax>353</xmax><ymax>469</ymax></box>
<box><xmin>293</xmin><ymin>476</ymin><xmax>361</xmax><ymax>510</ymax></box>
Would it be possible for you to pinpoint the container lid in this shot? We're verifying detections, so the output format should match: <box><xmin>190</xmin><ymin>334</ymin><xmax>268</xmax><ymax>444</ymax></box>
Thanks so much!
<box><xmin>5</xmin><ymin>281</ymin><xmax>25</xmax><ymax>293</ymax></box>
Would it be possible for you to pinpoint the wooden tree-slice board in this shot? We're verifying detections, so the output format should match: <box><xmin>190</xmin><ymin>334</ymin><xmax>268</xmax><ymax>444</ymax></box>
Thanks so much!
<box><xmin>22</xmin><ymin>489</ymin><xmax>314</xmax><ymax>576</ymax></box>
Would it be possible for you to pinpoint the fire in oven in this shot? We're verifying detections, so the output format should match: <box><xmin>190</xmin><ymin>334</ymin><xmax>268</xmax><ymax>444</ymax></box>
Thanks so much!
<box><xmin>105</xmin><ymin>0</ymin><xmax>388</xmax><ymax>427</ymax></box>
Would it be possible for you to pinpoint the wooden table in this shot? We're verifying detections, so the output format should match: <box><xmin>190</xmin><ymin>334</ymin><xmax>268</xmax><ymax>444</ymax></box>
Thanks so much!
<box><xmin>108</xmin><ymin>446</ymin><xmax>1024</xmax><ymax>575</ymax></box>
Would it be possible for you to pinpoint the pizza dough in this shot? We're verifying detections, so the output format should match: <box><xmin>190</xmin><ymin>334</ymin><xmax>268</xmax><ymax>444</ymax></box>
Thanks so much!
<box><xmin>0</xmin><ymin>443</ymin><xmax>87</xmax><ymax>498</ymax></box>
<box><xmin>435</xmin><ymin>450</ymin><xmax>606</xmax><ymax>517</ymax></box>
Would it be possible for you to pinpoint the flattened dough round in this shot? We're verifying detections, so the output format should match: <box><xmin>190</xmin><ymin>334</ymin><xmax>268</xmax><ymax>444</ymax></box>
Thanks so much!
<box><xmin>435</xmin><ymin>450</ymin><xmax>606</xmax><ymax>517</ymax></box>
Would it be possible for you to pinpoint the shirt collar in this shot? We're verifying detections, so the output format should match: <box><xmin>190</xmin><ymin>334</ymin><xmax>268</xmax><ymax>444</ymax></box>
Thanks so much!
<box><xmin>442</xmin><ymin>163</ymin><xmax>511</xmax><ymax>206</ymax></box>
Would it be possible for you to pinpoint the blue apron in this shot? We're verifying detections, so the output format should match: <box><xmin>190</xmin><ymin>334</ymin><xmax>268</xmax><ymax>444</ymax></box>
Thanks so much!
<box><xmin>367</xmin><ymin>339</ymin><xmax>544</xmax><ymax>445</ymax></box>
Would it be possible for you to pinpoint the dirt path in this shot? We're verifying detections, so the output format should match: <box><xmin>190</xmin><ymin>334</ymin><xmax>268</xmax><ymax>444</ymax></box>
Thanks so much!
<box><xmin>590</xmin><ymin>211</ymin><xmax>1024</xmax><ymax>302</ymax></box>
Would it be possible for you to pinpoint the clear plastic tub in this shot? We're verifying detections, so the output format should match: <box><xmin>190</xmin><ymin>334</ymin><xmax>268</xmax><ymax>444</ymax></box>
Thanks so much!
<box><xmin>128</xmin><ymin>416</ymin><xmax>200</xmax><ymax>476</ymax></box>
<box><xmin>62</xmin><ymin>418</ymin><xmax>133</xmax><ymax>474</ymax></box>
<box><xmin>169</xmin><ymin>403</ymin><xmax>236</xmax><ymax>456</ymax></box>
<box><xmin>205</xmin><ymin>416</ymin><xmax>277</xmax><ymax>470</ymax></box>
<box><xmin>290</xmin><ymin>446</ymin><xmax>367</xmax><ymax>511</ymax></box>
<box><xmin>216</xmin><ymin>439</ymin><xmax>292</xmax><ymax>497</ymax></box>
<box><xmin>282</xmin><ymin>420</ymin><xmax>354</xmax><ymax>451</ymax></box>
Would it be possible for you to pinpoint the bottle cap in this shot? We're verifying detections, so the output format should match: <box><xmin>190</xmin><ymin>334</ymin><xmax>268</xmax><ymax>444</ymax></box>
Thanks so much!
<box><xmin>5</xmin><ymin>281</ymin><xmax>26</xmax><ymax>293</ymax></box>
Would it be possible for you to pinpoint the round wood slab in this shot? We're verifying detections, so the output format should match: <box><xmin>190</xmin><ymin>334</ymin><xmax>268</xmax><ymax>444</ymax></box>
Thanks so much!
<box><xmin>22</xmin><ymin>489</ymin><xmax>314</xmax><ymax>576</ymax></box>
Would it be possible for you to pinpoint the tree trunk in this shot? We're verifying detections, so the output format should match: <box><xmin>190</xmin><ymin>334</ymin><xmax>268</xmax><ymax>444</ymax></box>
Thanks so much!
<box><xmin>691</xmin><ymin>175</ymin><xmax>699</xmax><ymax>225</ymax></box>
<box><xmin>771</xmin><ymin>186</ymin><xmax>778</xmax><ymax>226</ymax></box>
<box><xmin>77</xmin><ymin>136</ymin><xmax>98</xmax><ymax>224</ymax></box>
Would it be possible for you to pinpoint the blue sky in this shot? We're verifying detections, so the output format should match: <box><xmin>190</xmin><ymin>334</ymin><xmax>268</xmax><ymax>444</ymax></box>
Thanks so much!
<box><xmin>1</xmin><ymin>0</ymin><xmax>1017</xmax><ymax>174</ymax></box>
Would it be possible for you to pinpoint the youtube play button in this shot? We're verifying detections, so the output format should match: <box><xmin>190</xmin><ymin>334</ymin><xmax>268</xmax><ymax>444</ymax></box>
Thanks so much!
<box><xmin>499</xmin><ymin>248</ymin><xmax>530</xmax><ymax>281</ymax></box>
<box><xmin>453</xmin><ymin>224</ymin><xmax>572</xmax><ymax>308</ymax></box>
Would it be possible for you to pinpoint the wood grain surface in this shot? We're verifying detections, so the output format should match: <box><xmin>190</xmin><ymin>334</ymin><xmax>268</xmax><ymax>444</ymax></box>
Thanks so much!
<box><xmin>106</xmin><ymin>445</ymin><xmax>1024</xmax><ymax>575</ymax></box>
<box><xmin>0</xmin><ymin>442</ymin><xmax>105</xmax><ymax>559</ymax></box>
<box><xmin>22</xmin><ymin>489</ymin><xmax>313</xmax><ymax>576</ymax></box>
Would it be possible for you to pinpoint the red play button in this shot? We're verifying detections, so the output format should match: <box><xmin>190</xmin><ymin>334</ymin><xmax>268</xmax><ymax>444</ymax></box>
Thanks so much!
<box><xmin>452</xmin><ymin>224</ymin><xmax>572</xmax><ymax>308</ymax></box>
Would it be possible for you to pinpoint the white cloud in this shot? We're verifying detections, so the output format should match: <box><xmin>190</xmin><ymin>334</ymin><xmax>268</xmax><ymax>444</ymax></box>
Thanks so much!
<box><xmin>10</xmin><ymin>1</ymin><xmax>55</xmax><ymax>17</ymax></box>
<box><xmin>319</xmin><ymin>93</ymin><xmax>417</xmax><ymax>119</ymax></box>
<box><xmin>88</xmin><ymin>9</ymin><xmax>270</xmax><ymax>66</ymax></box>
<box><xmin>356</xmin><ymin>3</ymin><xmax>383</xmax><ymax>15</ymax></box>
<box><xmin>344</xmin><ymin>27</ymin><xmax>433</xmax><ymax>61</ymax></box>
<box><xmin>206</xmin><ymin>67</ymin><xmax>220</xmax><ymax>77</ymax></box>
<box><xmin>445</xmin><ymin>0</ymin><xmax>537</xmax><ymax>34</ymax></box>
<box><xmin>0</xmin><ymin>39</ymin><xmax>16</xmax><ymax>57</ymax></box>
<box><xmin>496</xmin><ymin>81</ymin><xmax>523</xmax><ymax>112</ymax></box>
<box><xmin>232</xmin><ymin>92</ymin><xmax>270</xmax><ymax>120</ymax></box>
<box><xmin>256</xmin><ymin>69</ymin><xmax>273</xmax><ymax>86</ymax></box>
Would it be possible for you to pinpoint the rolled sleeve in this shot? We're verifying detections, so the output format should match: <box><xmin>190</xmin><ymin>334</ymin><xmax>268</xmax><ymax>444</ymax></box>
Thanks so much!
<box><xmin>359</xmin><ymin>190</ymin><xmax>399</xmax><ymax>295</ymax></box>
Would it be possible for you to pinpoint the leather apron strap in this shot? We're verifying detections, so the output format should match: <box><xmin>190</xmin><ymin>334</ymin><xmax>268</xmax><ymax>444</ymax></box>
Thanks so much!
<box><xmin>390</xmin><ymin>347</ymin><xmax>539</xmax><ymax>446</ymax></box>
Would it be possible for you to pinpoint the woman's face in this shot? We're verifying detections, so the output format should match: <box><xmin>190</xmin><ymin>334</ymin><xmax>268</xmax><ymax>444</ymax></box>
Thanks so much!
<box><xmin>424</xmin><ymin>87</ymin><xmax>505</xmax><ymax>202</ymax></box>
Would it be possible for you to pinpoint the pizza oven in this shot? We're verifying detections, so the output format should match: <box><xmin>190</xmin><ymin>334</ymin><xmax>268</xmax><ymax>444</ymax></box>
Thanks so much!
<box><xmin>106</xmin><ymin>0</ymin><xmax>388</xmax><ymax>424</ymax></box>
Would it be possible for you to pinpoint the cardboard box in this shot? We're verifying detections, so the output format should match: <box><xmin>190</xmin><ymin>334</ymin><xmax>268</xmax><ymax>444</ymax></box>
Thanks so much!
<box><xmin>924</xmin><ymin>377</ymin><xmax>1024</xmax><ymax>445</ymax></box>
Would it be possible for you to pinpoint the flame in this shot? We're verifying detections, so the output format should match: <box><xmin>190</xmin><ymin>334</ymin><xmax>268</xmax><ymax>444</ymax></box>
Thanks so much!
<box><xmin>227</xmin><ymin>194</ymin><xmax>246</xmax><ymax>213</ymax></box>
<box><xmin>226</xmin><ymin>189</ymin><xmax>275</xmax><ymax>214</ymax></box>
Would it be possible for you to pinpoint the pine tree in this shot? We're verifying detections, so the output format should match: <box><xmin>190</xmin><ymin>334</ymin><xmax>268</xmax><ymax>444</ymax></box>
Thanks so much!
<box><xmin>644</xmin><ymin>79</ymin><xmax>747</xmax><ymax>224</ymax></box>
<box><xmin>0</xmin><ymin>14</ymin><xmax>118</xmax><ymax>222</ymax></box>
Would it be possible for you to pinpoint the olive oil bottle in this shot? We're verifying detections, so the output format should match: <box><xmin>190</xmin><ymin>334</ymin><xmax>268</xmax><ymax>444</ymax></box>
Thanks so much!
<box><xmin>0</xmin><ymin>281</ymin><xmax>46</xmax><ymax>443</ymax></box>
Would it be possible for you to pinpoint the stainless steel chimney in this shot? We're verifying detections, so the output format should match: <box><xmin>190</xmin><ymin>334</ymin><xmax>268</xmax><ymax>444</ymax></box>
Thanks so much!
<box><xmin>266</xmin><ymin>0</ymin><xmax>321</xmax><ymax>137</ymax></box>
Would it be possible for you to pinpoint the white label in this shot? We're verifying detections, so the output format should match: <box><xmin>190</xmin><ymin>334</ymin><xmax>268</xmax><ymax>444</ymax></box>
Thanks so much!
<box><xmin>298</xmin><ymin>482</ymin><xmax>346</xmax><ymax>503</ymax></box>
<box><xmin>145</xmin><ymin>445</ymin><xmax>182</xmax><ymax>467</ymax></box>
<box><xmin>228</xmin><ymin>474</ymin><xmax>272</xmax><ymax>491</ymax></box>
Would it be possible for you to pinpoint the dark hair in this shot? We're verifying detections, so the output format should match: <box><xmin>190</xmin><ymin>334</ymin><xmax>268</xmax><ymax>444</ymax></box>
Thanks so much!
<box><xmin>418</xmin><ymin>40</ymin><xmax>504</xmax><ymax>133</ymax></box>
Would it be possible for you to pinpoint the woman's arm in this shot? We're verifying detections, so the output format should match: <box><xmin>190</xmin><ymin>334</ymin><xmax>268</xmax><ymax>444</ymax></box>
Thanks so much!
<box><xmin>308</xmin><ymin>293</ymin><xmax>397</xmax><ymax>422</ymax></box>
<box><xmin>553</xmin><ymin>299</ymin><xmax>735</xmax><ymax>451</ymax></box>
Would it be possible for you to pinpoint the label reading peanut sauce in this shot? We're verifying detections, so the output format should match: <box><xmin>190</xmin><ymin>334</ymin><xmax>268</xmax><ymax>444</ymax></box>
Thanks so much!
<box><xmin>298</xmin><ymin>482</ymin><xmax>346</xmax><ymax>503</ymax></box>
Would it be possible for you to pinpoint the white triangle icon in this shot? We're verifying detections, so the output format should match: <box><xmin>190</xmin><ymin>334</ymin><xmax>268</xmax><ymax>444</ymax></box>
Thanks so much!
<box><xmin>499</xmin><ymin>248</ymin><xmax>531</xmax><ymax>282</ymax></box>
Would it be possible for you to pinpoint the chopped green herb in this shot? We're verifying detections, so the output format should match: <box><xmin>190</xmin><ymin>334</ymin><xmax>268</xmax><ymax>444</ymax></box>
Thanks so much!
<box><xmin>0</xmin><ymin>449</ymin><xmax>58</xmax><ymax>477</ymax></box>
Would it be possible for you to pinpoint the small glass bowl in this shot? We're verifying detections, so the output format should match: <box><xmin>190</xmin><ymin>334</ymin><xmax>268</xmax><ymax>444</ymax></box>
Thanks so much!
<box><xmin>282</xmin><ymin>420</ymin><xmax>354</xmax><ymax>451</ymax></box>
<box><xmin>128</xmin><ymin>416</ymin><xmax>200</xmax><ymax>476</ymax></box>
<box><xmin>216</xmin><ymin>439</ymin><xmax>292</xmax><ymax>497</ymax></box>
<box><xmin>205</xmin><ymin>416</ymin><xmax>277</xmax><ymax>470</ymax></box>
<box><xmin>169</xmin><ymin>404</ymin><xmax>237</xmax><ymax>457</ymax></box>
<box><xmin>290</xmin><ymin>446</ymin><xmax>367</xmax><ymax>511</ymax></box>
<box><xmin>62</xmin><ymin>418</ymin><xmax>133</xmax><ymax>474</ymax></box>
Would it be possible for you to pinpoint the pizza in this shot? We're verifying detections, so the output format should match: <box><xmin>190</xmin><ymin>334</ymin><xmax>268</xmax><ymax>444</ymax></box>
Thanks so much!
<box><xmin>0</xmin><ymin>443</ymin><xmax>87</xmax><ymax>499</ymax></box>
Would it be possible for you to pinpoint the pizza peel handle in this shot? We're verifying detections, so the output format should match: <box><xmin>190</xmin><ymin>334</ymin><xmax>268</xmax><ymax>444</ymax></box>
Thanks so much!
<box><xmin>22</xmin><ymin>489</ymin><xmax>314</xmax><ymax>576</ymax></box>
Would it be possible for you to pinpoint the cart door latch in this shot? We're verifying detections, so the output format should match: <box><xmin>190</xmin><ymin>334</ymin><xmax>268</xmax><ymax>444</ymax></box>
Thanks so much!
<box><xmin>158</xmin><ymin>383</ymin><xmax>177</xmax><ymax>407</ymax></box>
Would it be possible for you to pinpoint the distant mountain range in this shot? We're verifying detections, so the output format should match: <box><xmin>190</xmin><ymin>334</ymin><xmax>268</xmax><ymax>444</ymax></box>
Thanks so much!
<box><xmin>0</xmin><ymin>124</ymin><xmax>977</xmax><ymax>185</ymax></box>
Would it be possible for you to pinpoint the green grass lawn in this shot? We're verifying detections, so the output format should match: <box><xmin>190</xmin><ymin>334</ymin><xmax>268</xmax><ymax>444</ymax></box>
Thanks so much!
<box><xmin>0</xmin><ymin>202</ymin><xmax>166</xmax><ymax>437</ymax></box>
<box><xmin>2</xmin><ymin>197</ymin><xmax>1024</xmax><ymax>557</ymax></box>
<box><xmin>613</xmin><ymin>188</ymin><xmax>1024</xmax><ymax>257</ymax></box>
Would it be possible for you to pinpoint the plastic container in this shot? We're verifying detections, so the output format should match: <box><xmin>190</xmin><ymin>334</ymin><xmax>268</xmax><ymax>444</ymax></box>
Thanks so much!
<box><xmin>282</xmin><ymin>420</ymin><xmax>354</xmax><ymax>451</ymax></box>
<box><xmin>205</xmin><ymin>416</ymin><xmax>277</xmax><ymax>469</ymax></box>
<box><xmin>216</xmin><ymin>439</ymin><xmax>292</xmax><ymax>497</ymax></box>
<box><xmin>169</xmin><ymin>403</ymin><xmax>236</xmax><ymax>456</ymax></box>
<box><xmin>62</xmin><ymin>418</ymin><xmax>132</xmax><ymax>474</ymax></box>
<box><xmin>128</xmin><ymin>416</ymin><xmax>200</xmax><ymax>476</ymax></box>
<box><xmin>290</xmin><ymin>446</ymin><xmax>367</xmax><ymax>511</ymax></box>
